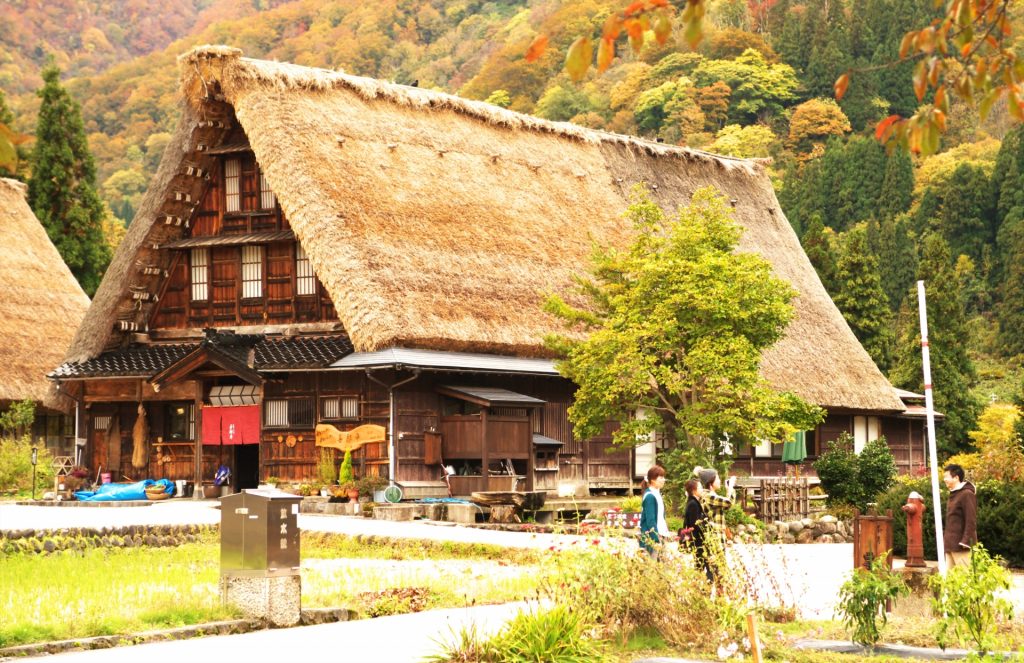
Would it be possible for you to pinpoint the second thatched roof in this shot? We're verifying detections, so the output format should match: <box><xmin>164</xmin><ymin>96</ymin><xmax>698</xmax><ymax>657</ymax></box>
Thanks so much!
<box><xmin>1</xmin><ymin>178</ymin><xmax>90</xmax><ymax>411</ymax></box>
<box><xmin>62</xmin><ymin>46</ymin><xmax>904</xmax><ymax>413</ymax></box>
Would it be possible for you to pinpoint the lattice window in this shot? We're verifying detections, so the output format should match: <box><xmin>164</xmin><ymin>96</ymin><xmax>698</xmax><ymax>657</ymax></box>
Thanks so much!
<box><xmin>321</xmin><ymin>396</ymin><xmax>358</xmax><ymax>420</ymax></box>
<box><xmin>265</xmin><ymin>398</ymin><xmax>315</xmax><ymax>427</ymax></box>
<box><xmin>259</xmin><ymin>169</ymin><xmax>276</xmax><ymax>210</ymax></box>
<box><xmin>225</xmin><ymin>158</ymin><xmax>241</xmax><ymax>212</ymax></box>
<box><xmin>241</xmin><ymin>245</ymin><xmax>263</xmax><ymax>298</ymax></box>
<box><xmin>295</xmin><ymin>243</ymin><xmax>316</xmax><ymax>296</ymax></box>
<box><xmin>190</xmin><ymin>248</ymin><xmax>209</xmax><ymax>301</ymax></box>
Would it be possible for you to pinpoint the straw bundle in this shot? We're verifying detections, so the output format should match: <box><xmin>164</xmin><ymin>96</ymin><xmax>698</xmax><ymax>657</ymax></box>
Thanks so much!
<box><xmin>131</xmin><ymin>404</ymin><xmax>149</xmax><ymax>469</ymax></box>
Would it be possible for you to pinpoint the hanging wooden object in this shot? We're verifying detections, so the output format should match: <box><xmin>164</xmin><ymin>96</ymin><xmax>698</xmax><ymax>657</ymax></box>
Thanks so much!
<box><xmin>131</xmin><ymin>404</ymin><xmax>150</xmax><ymax>470</ymax></box>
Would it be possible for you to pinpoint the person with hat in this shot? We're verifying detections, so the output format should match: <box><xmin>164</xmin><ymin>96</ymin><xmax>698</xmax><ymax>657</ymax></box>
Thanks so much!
<box><xmin>696</xmin><ymin>466</ymin><xmax>736</xmax><ymax>551</ymax></box>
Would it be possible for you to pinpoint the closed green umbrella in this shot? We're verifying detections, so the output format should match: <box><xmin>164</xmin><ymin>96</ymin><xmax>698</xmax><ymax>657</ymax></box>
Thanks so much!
<box><xmin>782</xmin><ymin>430</ymin><xmax>807</xmax><ymax>468</ymax></box>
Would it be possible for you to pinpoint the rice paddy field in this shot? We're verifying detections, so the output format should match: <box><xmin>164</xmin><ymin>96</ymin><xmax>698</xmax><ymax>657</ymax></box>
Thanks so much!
<box><xmin>0</xmin><ymin>533</ymin><xmax>547</xmax><ymax>648</ymax></box>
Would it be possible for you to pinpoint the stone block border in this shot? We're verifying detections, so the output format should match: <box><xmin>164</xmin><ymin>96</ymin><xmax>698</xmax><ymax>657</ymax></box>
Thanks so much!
<box><xmin>0</xmin><ymin>610</ymin><xmax>357</xmax><ymax>660</ymax></box>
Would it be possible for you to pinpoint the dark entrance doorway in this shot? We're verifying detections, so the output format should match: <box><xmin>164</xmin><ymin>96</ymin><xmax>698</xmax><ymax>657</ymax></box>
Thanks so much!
<box><xmin>234</xmin><ymin>444</ymin><xmax>259</xmax><ymax>490</ymax></box>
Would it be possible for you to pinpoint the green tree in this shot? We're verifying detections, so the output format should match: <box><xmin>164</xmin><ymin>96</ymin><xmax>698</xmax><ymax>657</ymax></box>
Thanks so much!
<box><xmin>891</xmin><ymin>234</ymin><xmax>980</xmax><ymax>455</ymax></box>
<box><xmin>708</xmin><ymin>123</ymin><xmax>775</xmax><ymax>158</ymax></box>
<box><xmin>997</xmin><ymin>216</ymin><xmax>1024</xmax><ymax>357</ymax></box>
<box><xmin>27</xmin><ymin>64</ymin><xmax>111</xmax><ymax>296</ymax></box>
<box><xmin>833</xmin><ymin>226</ymin><xmax>894</xmax><ymax>372</ymax></box>
<box><xmin>534</xmin><ymin>84</ymin><xmax>592</xmax><ymax>122</ymax></box>
<box><xmin>484</xmin><ymin>89</ymin><xmax>511</xmax><ymax>108</ymax></box>
<box><xmin>801</xmin><ymin>214</ymin><xmax>838</xmax><ymax>294</ymax></box>
<box><xmin>939</xmin><ymin>164</ymin><xmax>995</xmax><ymax>268</ymax></box>
<box><xmin>544</xmin><ymin>186</ymin><xmax>823</xmax><ymax>456</ymax></box>
<box><xmin>876</xmin><ymin>214</ymin><xmax>918</xmax><ymax>312</ymax></box>
<box><xmin>691</xmin><ymin>49</ymin><xmax>799</xmax><ymax>123</ymax></box>
<box><xmin>877</xmin><ymin>146</ymin><xmax>914</xmax><ymax>221</ymax></box>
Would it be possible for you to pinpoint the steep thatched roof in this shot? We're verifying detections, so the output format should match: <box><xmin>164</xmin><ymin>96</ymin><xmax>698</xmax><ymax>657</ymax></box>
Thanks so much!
<box><xmin>0</xmin><ymin>178</ymin><xmax>90</xmax><ymax>411</ymax></box>
<box><xmin>63</xmin><ymin>46</ymin><xmax>904</xmax><ymax>412</ymax></box>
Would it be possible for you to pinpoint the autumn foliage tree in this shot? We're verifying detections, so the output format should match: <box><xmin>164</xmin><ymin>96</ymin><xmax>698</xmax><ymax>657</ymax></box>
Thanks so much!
<box><xmin>787</xmin><ymin>98</ymin><xmax>851</xmax><ymax>155</ymax></box>
<box><xmin>544</xmin><ymin>186</ymin><xmax>823</xmax><ymax>455</ymax></box>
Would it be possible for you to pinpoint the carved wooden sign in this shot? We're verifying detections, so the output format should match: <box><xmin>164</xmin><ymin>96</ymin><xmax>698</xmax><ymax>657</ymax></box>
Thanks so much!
<box><xmin>315</xmin><ymin>423</ymin><xmax>386</xmax><ymax>452</ymax></box>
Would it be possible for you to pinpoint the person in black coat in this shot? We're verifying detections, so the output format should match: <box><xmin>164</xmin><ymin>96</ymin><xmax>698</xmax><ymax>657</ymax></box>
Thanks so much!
<box><xmin>681</xmin><ymin>477</ymin><xmax>714</xmax><ymax>584</ymax></box>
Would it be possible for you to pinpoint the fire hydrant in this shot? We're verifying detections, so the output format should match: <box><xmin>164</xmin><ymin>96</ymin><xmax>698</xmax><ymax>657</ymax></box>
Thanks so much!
<box><xmin>901</xmin><ymin>491</ymin><xmax>926</xmax><ymax>568</ymax></box>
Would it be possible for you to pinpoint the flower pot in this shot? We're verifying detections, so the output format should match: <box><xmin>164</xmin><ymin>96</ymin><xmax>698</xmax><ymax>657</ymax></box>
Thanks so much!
<box><xmin>346</xmin><ymin>488</ymin><xmax>359</xmax><ymax>502</ymax></box>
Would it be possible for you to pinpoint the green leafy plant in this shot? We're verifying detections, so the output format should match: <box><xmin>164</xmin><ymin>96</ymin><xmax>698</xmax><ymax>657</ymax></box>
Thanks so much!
<box><xmin>0</xmin><ymin>400</ymin><xmax>35</xmax><ymax>437</ymax></box>
<box><xmin>316</xmin><ymin>449</ymin><xmax>336</xmax><ymax>487</ymax></box>
<box><xmin>835</xmin><ymin>552</ymin><xmax>909</xmax><ymax>646</ymax></box>
<box><xmin>815</xmin><ymin>433</ymin><xmax>897</xmax><ymax>510</ymax></box>
<box><xmin>930</xmin><ymin>544</ymin><xmax>1014</xmax><ymax>654</ymax></box>
<box><xmin>619</xmin><ymin>495</ymin><xmax>642</xmax><ymax>513</ymax></box>
<box><xmin>0</xmin><ymin>435</ymin><xmax>54</xmax><ymax>494</ymax></box>
<box><xmin>338</xmin><ymin>450</ymin><xmax>354</xmax><ymax>488</ymax></box>
<box><xmin>436</xmin><ymin>605</ymin><xmax>609</xmax><ymax>663</ymax></box>
<box><xmin>356</xmin><ymin>475</ymin><xmax>388</xmax><ymax>497</ymax></box>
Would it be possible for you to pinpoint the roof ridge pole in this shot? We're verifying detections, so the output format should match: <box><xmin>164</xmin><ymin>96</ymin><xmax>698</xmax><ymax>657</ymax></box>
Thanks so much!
<box><xmin>917</xmin><ymin>280</ymin><xmax>946</xmax><ymax>575</ymax></box>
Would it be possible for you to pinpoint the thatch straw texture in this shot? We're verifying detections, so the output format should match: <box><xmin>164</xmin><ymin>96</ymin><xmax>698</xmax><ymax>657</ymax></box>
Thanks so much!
<box><xmin>0</xmin><ymin>178</ymin><xmax>90</xmax><ymax>411</ymax></box>
<box><xmin>63</xmin><ymin>47</ymin><xmax>903</xmax><ymax>412</ymax></box>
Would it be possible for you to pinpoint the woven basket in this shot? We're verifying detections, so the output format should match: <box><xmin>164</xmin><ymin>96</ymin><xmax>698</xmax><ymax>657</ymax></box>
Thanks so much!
<box><xmin>145</xmin><ymin>487</ymin><xmax>170</xmax><ymax>501</ymax></box>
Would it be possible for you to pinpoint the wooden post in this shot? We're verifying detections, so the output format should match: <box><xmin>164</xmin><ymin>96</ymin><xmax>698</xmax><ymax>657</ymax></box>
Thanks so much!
<box><xmin>194</xmin><ymin>380</ymin><xmax>203</xmax><ymax>494</ymax></box>
<box><xmin>746</xmin><ymin>612</ymin><xmax>762</xmax><ymax>663</ymax></box>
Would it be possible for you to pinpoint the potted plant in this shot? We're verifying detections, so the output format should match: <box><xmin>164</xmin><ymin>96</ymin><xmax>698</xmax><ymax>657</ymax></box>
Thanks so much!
<box><xmin>617</xmin><ymin>495</ymin><xmax>643</xmax><ymax>529</ymax></box>
<box><xmin>338</xmin><ymin>450</ymin><xmax>358</xmax><ymax>501</ymax></box>
<box><xmin>265</xmin><ymin>475</ymin><xmax>280</xmax><ymax>489</ymax></box>
<box><xmin>357</xmin><ymin>475</ymin><xmax>389</xmax><ymax>502</ymax></box>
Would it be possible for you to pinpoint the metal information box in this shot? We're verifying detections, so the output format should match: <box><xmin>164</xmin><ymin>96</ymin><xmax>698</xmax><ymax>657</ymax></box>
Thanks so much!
<box><xmin>220</xmin><ymin>489</ymin><xmax>301</xmax><ymax>576</ymax></box>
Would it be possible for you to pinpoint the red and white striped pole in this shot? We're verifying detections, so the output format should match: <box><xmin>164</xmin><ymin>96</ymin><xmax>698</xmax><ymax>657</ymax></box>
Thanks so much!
<box><xmin>917</xmin><ymin>280</ymin><xmax>946</xmax><ymax>574</ymax></box>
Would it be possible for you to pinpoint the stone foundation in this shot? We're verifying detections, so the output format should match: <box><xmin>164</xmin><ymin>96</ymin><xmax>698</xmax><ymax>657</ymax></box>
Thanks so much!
<box><xmin>762</xmin><ymin>515</ymin><xmax>855</xmax><ymax>544</ymax></box>
<box><xmin>220</xmin><ymin>573</ymin><xmax>301</xmax><ymax>627</ymax></box>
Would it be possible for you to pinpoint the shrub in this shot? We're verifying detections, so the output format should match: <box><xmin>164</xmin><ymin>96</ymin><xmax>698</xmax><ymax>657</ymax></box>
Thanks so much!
<box><xmin>836</xmin><ymin>552</ymin><xmax>909</xmax><ymax>646</ymax></box>
<box><xmin>539</xmin><ymin>547</ymin><xmax>720</xmax><ymax>650</ymax></box>
<box><xmin>874</xmin><ymin>476</ymin><xmax>1024</xmax><ymax>567</ymax></box>
<box><xmin>0</xmin><ymin>436</ymin><xmax>55</xmax><ymax>493</ymax></box>
<box><xmin>316</xmin><ymin>449</ymin><xmax>336</xmax><ymax>487</ymax></box>
<box><xmin>432</xmin><ymin>605</ymin><xmax>608</xmax><ymax>663</ymax></box>
<box><xmin>619</xmin><ymin>495</ymin><xmax>642</xmax><ymax>513</ymax></box>
<box><xmin>814</xmin><ymin>433</ymin><xmax>897</xmax><ymax>510</ymax></box>
<box><xmin>858</xmin><ymin>437</ymin><xmax>898</xmax><ymax>503</ymax></box>
<box><xmin>930</xmin><ymin>544</ymin><xmax>1014</xmax><ymax>654</ymax></box>
<box><xmin>814</xmin><ymin>433</ymin><xmax>861</xmax><ymax>507</ymax></box>
<box><xmin>338</xmin><ymin>449</ymin><xmax>354</xmax><ymax>487</ymax></box>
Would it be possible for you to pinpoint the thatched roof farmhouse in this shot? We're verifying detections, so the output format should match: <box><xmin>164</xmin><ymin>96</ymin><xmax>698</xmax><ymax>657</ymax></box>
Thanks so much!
<box><xmin>51</xmin><ymin>47</ymin><xmax>922</xmax><ymax>496</ymax></box>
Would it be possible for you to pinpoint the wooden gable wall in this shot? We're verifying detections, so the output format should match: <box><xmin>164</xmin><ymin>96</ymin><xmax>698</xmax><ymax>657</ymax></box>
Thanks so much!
<box><xmin>149</xmin><ymin>144</ymin><xmax>338</xmax><ymax>330</ymax></box>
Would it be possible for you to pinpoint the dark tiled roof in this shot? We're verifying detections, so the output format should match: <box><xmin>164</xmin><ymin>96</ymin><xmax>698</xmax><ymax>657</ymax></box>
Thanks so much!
<box><xmin>255</xmin><ymin>335</ymin><xmax>354</xmax><ymax>369</ymax></box>
<box><xmin>50</xmin><ymin>344</ymin><xmax>195</xmax><ymax>378</ymax></box>
<box><xmin>51</xmin><ymin>335</ymin><xmax>353</xmax><ymax>378</ymax></box>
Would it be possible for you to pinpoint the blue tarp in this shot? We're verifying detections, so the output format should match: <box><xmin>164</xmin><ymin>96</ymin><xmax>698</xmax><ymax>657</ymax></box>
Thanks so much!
<box><xmin>417</xmin><ymin>497</ymin><xmax>473</xmax><ymax>504</ymax></box>
<box><xmin>75</xmin><ymin>479</ymin><xmax>174</xmax><ymax>502</ymax></box>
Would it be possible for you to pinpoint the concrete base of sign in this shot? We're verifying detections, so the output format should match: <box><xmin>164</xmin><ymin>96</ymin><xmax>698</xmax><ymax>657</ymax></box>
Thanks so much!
<box><xmin>891</xmin><ymin>565</ymin><xmax>938</xmax><ymax>619</ymax></box>
<box><xmin>220</xmin><ymin>573</ymin><xmax>301</xmax><ymax>627</ymax></box>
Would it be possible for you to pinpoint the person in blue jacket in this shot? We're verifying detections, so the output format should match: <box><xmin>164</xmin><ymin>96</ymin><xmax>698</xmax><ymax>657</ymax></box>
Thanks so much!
<box><xmin>638</xmin><ymin>465</ymin><xmax>672</xmax><ymax>558</ymax></box>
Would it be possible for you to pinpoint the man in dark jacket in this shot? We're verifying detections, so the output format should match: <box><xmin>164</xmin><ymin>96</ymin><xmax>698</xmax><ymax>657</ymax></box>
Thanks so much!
<box><xmin>943</xmin><ymin>463</ymin><xmax>977</xmax><ymax>568</ymax></box>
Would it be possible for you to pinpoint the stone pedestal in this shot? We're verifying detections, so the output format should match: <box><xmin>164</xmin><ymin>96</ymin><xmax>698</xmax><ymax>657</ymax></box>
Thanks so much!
<box><xmin>221</xmin><ymin>573</ymin><xmax>301</xmax><ymax>626</ymax></box>
<box><xmin>891</xmin><ymin>565</ymin><xmax>937</xmax><ymax>619</ymax></box>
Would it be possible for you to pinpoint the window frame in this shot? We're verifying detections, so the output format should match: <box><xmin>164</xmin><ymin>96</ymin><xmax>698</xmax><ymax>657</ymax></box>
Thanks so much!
<box><xmin>241</xmin><ymin>244</ymin><xmax>263</xmax><ymax>299</ymax></box>
<box><xmin>190</xmin><ymin>248</ymin><xmax>210</xmax><ymax>302</ymax></box>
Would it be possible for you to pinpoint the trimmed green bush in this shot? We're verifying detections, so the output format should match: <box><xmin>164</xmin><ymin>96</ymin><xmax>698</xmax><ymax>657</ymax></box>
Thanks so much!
<box><xmin>873</xmin><ymin>476</ymin><xmax>1024</xmax><ymax>567</ymax></box>
<box><xmin>0</xmin><ymin>435</ymin><xmax>55</xmax><ymax>493</ymax></box>
<box><xmin>814</xmin><ymin>433</ymin><xmax>897</xmax><ymax>510</ymax></box>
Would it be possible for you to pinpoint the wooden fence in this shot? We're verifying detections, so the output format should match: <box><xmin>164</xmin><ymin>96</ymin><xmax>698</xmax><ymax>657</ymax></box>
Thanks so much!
<box><xmin>757</xmin><ymin>477</ymin><xmax>810</xmax><ymax>521</ymax></box>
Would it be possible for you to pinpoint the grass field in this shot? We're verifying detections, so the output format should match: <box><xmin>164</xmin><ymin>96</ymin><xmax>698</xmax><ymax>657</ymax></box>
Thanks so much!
<box><xmin>0</xmin><ymin>533</ymin><xmax>547</xmax><ymax>648</ymax></box>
